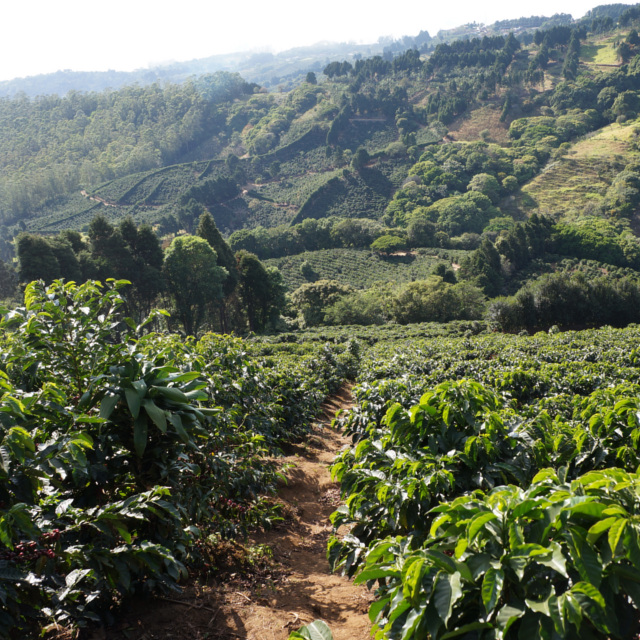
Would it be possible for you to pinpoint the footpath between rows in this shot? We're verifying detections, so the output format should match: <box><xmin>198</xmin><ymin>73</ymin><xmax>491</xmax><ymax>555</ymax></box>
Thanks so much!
<box><xmin>105</xmin><ymin>385</ymin><xmax>372</xmax><ymax>640</ymax></box>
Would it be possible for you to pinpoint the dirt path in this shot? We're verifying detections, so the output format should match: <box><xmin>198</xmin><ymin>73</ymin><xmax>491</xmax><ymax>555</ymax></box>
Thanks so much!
<box><xmin>107</xmin><ymin>385</ymin><xmax>372</xmax><ymax>640</ymax></box>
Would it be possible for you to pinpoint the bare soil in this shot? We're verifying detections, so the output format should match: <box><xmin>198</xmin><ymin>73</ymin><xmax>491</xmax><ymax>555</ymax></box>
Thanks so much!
<box><xmin>100</xmin><ymin>385</ymin><xmax>373</xmax><ymax>640</ymax></box>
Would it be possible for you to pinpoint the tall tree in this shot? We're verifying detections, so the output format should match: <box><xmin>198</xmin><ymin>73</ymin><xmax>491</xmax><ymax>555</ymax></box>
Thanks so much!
<box><xmin>235</xmin><ymin>250</ymin><xmax>283</xmax><ymax>332</ymax></box>
<box><xmin>163</xmin><ymin>235</ymin><xmax>227</xmax><ymax>336</ymax></box>
<box><xmin>459</xmin><ymin>238</ymin><xmax>503</xmax><ymax>296</ymax></box>
<box><xmin>16</xmin><ymin>233</ymin><xmax>61</xmax><ymax>284</ymax></box>
<box><xmin>0</xmin><ymin>259</ymin><xmax>18</xmax><ymax>299</ymax></box>
<box><xmin>86</xmin><ymin>214</ymin><xmax>135</xmax><ymax>281</ymax></box>
<box><xmin>196</xmin><ymin>211</ymin><xmax>238</xmax><ymax>332</ymax></box>
<box><xmin>196</xmin><ymin>212</ymin><xmax>237</xmax><ymax>290</ymax></box>
<box><xmin>118</xmin><ymin>217</ymin><xmax>165</xmax><ymax>318</ymax></box>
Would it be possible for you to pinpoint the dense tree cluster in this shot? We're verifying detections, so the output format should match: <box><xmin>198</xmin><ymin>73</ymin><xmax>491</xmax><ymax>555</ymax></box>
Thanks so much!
<box><xmin>424</xmin><ymin>33</ymin><xmax>520</xmax><ymax>75</ymax></box>
<box><xmin>290</xmin><ymin>276</ymin><xmax>485</xmax><ymax>328</ymax></box>
<box><xmin>14</xmin><ymin>213</ymin><xmax>283</xmax><ymax>335</ymax></box>
<box><xmin>489</xmin><ymin>271</ymin><xmax>640</xmax><ymax>331</ymax></box>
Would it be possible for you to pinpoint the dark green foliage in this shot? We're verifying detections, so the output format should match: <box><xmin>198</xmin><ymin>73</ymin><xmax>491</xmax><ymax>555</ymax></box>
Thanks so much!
<box><xmin>323</xmin><ymin>61</ymin><xmax>353</xmax><ymax>78</ymax></box>
<box><xmin>370</xmin><ymin>235</ymin><xmax>407</xmax><ymax>253</ymax></box>
<box><xmin>196</xmin><ymin>211</ymin><xmax>238</xmax><ymax>296</ymax></box>
<box><xmin>424</xmin><ymin>35</ymin><xmax>519</xmax><ymax>76</ymax></box>
<box><xmin>459</xmin><ymin>238</ymin><xmax>503</xmax><ymax>296</ymax></box>
<box><xmin>603</xmin><ymin>165</ymin><xmax>640</xmax><ymax>217</ymax></box>
<box><xmin>236</xmin><ymin>250</ymin><xmax>285</xmax><ymax>332</ymax></box>
<box><xmin>180</xmin><ymin>176</ymin><xmax>239</xmax><ymax>207</ymax></box>
<box><xmin>16</xmin><ymin>233</ymin><xmax>63</xmax><ymax>284</ymax></box>
<box><xmin>119</xmin><ymin>217</ymin><xmax>165</xmax><ymax>318</ymax></box>
<box><xmin>163</xmin><ymin>235</ymin><xmax>227</xmax><ymax>336</ymax></box>
<box><xmin>496</xmin><ymin>215</ymin><xmax>553</xmax><ymax>270</ymax></box>
<box><xmin>86</xmin><ymin>214</ymin><xmax>136</xmax><ymax>281</ymax></box>
<box><xmin>394</xmin><ymin>279</ymin><xmax>485</xmax><ymax>324</ymax></box>
<box><xmin>291</xmin><ymin>279</ymin><xmax>354</xmax><ymax>327</ymax></box>
<box><xmin>385</xmin><ymin>141</ymin><xmax>527</xmax><ymax>228</ymax></box>
<box><xmin>552</xmin><ymin>218</ymin><xmax>639</xmax><ymax>269</ymax></box>
<box><xmin>351</xmin><ymin>147</ymin><xmax>370</xmax><ymax>171</ymax></box>
<box><xmin>488</xmin><ymin>271</ymin><xmax>640</xmax><ymax>332</ymax></box>
<box><xmin>0</xmin><ymin>259</ymin><xmax>17</xmax><ymax>299</ymax></box>
<box><xmin>432</xmin><ymin>262</ymin><xmax>457</xmax><ymax>284</ymax></box>
<box><xmin>407</xmin><ymin>217</ymin><xmax>437</xmax><ymax>248</ymax></box>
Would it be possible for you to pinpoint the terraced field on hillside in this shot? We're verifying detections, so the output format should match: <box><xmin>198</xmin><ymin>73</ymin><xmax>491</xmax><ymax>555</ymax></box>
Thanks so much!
<box><xmin>506</xmin><ymin>122</ymin><xmax>638</xmax><ymax>219</ymax></box>
<box><xmin>265</xmin><ymin>247</ymin><xmax>471</xmax><ymax>291</ymax></box>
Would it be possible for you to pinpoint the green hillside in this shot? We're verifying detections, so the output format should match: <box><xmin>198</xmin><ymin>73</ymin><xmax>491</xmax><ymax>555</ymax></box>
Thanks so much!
<box><xmin>506</xmin><ymin>121</ymin><xmax>639</xmax><ymax>220</ymax></box>
<box><xmin>6</xmin><ymin>5</ymin><xmax>640</xmax><ymax>335</ymax></box>
<box><xmin>264</xmin><ymin>247</ymin><xmax>470</xmax><ymax>291</ymax></box>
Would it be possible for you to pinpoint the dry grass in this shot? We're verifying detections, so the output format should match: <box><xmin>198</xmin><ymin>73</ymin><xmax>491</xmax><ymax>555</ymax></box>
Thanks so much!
<box><xmin>448</xmin><ymin>104</ymin><xmax>511</xmax><ymax>144</ymax></box>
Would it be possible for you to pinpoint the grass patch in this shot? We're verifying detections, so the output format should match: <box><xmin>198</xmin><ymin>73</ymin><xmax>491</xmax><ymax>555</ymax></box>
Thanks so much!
<box><xmin>581</xmin><ymin>42</ymin><xmax>620</xmax><ymax>66</ymax></box>
<box><xmin>448</xmin><ymin>103</ymin><xmax>511</xmax><ymax>144</ymax></box>
<box><xmin>506</xmin><ymin>121</ymin><xmax>640</xmax><ymax>220</ymax></box>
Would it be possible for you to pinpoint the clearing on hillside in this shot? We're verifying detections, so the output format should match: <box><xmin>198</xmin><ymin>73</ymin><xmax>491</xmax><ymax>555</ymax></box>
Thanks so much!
<box><xmin>504</xmin><ymin>121</ymin><xmax>639</xmax><ymax>220</ymax></box>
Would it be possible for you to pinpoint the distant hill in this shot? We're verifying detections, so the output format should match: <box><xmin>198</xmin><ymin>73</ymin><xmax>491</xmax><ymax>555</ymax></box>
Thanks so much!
<box><xmin>4</xmin><ymin>1</ymin><xmax>640</xmax><ymax>305</ymax></box>
<box><xmin>0</xmin><ymin>10</ymin><xmax>601</xmax><ymax>98</ymax></box>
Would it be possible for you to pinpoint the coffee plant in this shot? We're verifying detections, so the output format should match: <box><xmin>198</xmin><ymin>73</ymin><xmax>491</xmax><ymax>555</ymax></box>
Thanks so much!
<box><xmin>0</xmin><ymin>279</ymin><xmax>351</xmax><ymax>636</ymax></box>
<box><xmin>329</xmin><ymin>325</ymin><xmax>640</xmax><ymax>639</ymax></box>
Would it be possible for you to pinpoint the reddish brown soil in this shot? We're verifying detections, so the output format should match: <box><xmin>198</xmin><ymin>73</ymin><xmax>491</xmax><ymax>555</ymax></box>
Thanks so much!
<box><xmin>98</xmin><ymin>386</ymin><xmax>372</xmax><ymax>640</ymax></box>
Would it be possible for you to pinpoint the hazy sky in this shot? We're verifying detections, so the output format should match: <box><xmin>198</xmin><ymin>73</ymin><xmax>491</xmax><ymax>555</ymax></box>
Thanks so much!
<box><xmin>0</xmin><ymin>0</ymin><xmax>617</xmax><ymax>82</ymax></box>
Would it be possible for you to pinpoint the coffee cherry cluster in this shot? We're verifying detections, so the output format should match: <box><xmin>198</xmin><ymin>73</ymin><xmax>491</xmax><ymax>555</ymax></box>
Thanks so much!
<box><xmin>215</xmin><ymin>497</ymin><xmax>248</xmax><ymax>514</ymax></box>
<box><xmin>0</xmin><ymin>529</ymin><xmax>61</xmax><ymax>565</ymax></box>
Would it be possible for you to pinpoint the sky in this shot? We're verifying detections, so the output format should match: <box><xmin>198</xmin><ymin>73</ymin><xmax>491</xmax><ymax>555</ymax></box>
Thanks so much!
<box><xmin>0</xmin><ymin>0</ymin><xmax>619</xmax><ymax>82</ymax></box>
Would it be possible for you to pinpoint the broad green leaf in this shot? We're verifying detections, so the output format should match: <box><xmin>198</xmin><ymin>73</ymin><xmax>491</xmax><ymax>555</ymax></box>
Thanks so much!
<box><xmin>169</xmin><ymin>414</ymin><xmax>188</xmax><ymax>442</ymax></box>
<box><xmin>355</xmin><ymin>567</ymin><xmax>399</xmax><ymax>584</ymax></box>
<box><xmin>133</xmin><ymin>415</ymin><xmax>148</xmax><ymax>457</ymax></box>
<box><xmin>569</xmin><ymin>530</ymin><xmax>602</xmax><ymax>586</ymax></box>
<box><xmin>468</xmin><ymin>512</ymin><xmax>497</xmax><ymax>542</ymax></box>
<box><xmin>526</xmin><ymin>597</ymin><xmax>550</xmax><ymax>616</ymax></box>
<box><xmin>65</xmin><ymin>568</ymin><xmax>92</xmax><ymax>588</ymax></box>
<box><xmin>531</xmin><ymin>468</ymin><xmax>558</xmax><ymax>484</ymax></box>
<box><xmin>400</xmin><ymin>601</ymin><xmax>427</xmax><ymax>640</ymax></box>
<box><xmin>433</xmin><ymin>571</ymin><xmax>453</xmax><ymax>624</ymax></box>
<box><xmin>570</xmin><ymin>582</ymin><xmax>606</xmax><ymax>609</ymax></box>
<box><xmin>142</xmin><ymin>399</ymin><xmax>167</xmax><ymax>433</ymax></box>
<box><xmin>368</xmin><ymin>597</ymin><xmax>389</xmax><ymax>624</ymax></box>
<box><xmin>402</xmin><ymin>558</ymin><xmax>426</xmax><ymax>603</ymax></box>
<box><xmin>511</xmin><ymin>499</ymin><xmax>541</xmax><ymax>519</ymax></box>
<box><xmin>115</xmin><ymin>525</ymin><xmax>132</xmax><ymax>544</ymax></box>
<box><xmin>482</xmin><ymin>568</ymin><xmax>504</xmax><ymax>615</ymax></box>
<box><xmin>100</xmin><ymin>393</ymin><xmax>120</xmax><ymax>419</ymax></box>
<box><xmin>454</xmin><ymin>538</ymin><xmax>468</xmax><ymax>559</ymax></box>
<box><xmin>132</xmin><ymin>379</ymin><xmax>147</xmax><ymax>395</ymax></box>
<box><xmin>569</xmin><ymin>502</ymin><xmax>607</xmax><ymax>518</ymax></box>
<box><xmin>125</xmin><ymin>387</ymin><xmax>141</xmax><ymax>419</ymax></box>
<box><xmin>587</xmin><ymin>517</ymin><xmax>617</xmax><ymax>544</ymax></box>
<box><xmin>536</xmin><ymin>543</ymin><xmax>568</xmax><ymax>578</ymax></box>
<box><xmin>608</xmin><ymin>518</ymin><xmax>627</xmax><ymax>555</ymax></box>
<box><xmin>153</xmin><ymin>386</ymin><xmax>190</xmax><ymax>404</ymax></box>
<box><xmin>495</xmin><ymin>603</ymin><xmax>525</xmax><ymax>635</ymax></box>
<box><xmin>289</xmin><ymin>620</ymin><xmax>333</xmax><ymax>640</ymax></box>
<box><xmin>441</xmin><ymin>622</ymin><xmax>492</xmax><ymax>639</ymax></box>
<box><xmin>430</xmin><ymin>514</ymin><xmax>451</xmax><ymax>536</ymax></box>
<box><xmin>508</xmin><ymin>522</ymin><xmax>524</xmax><ymax>550</ymax></box>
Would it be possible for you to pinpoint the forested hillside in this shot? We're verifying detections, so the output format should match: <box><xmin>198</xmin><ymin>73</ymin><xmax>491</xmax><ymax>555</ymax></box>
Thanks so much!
<box><xmin>5</xmin><ymin>4</ymin><xmax>640</xmax><ymax>334</ymax></box>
